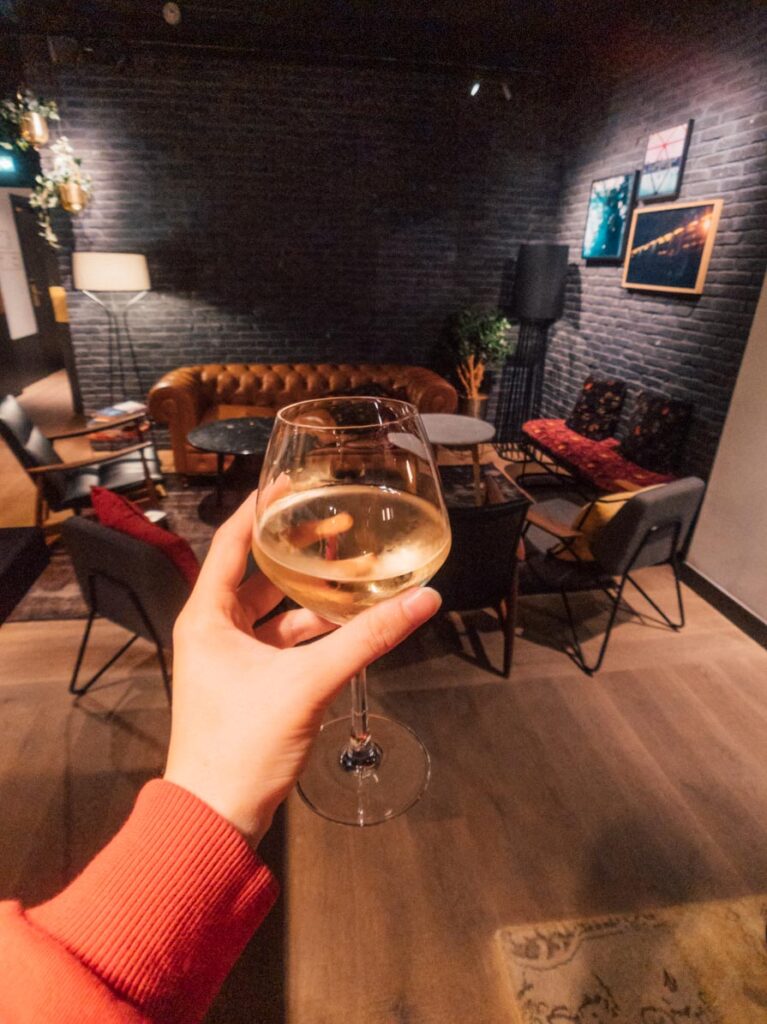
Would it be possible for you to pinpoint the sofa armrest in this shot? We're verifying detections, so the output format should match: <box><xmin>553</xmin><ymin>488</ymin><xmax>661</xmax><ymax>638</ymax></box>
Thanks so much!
<box><xmin>402</xmin><ymin>368</ymin><xmax>457</xmax><ymax>414</ymax></box>
<box><xmin>148</xmin><ymin>367</ymin><xmax>211</xmax><ymax>475</ymax></box>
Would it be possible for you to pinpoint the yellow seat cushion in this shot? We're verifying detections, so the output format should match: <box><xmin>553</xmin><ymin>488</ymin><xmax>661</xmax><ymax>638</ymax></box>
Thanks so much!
<box><xmin>553</xmin><ymin>486</ymin><xmax>658</xmax><ymax>561</ymax></box>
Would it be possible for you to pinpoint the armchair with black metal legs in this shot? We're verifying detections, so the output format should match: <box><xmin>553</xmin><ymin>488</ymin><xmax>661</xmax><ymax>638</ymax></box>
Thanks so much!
<box><xmin>520</xmin><ymin>477</ymin><xmax>706</xmax><ymax>675</ymax></box>
<box><xmin>0</xmin><ymin>394</ymin><xmax>162</xmax><ymax>529</ymax></box>
<box><xmin>62</xmin><ymin>516</ymin><xmax>192</xmax><ymax>701</ymax></box>
<box><xmin>430</xmin><ymin>487</ymin><xmax>531</xmax><ymax>677</ymax></box>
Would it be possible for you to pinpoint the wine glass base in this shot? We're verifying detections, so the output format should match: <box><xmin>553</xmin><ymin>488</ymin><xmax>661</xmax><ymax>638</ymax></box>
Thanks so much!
<box><xmin>297</xmin><ymin>714</ymin><xmax>430</xmax><ymax>827</ymax></box>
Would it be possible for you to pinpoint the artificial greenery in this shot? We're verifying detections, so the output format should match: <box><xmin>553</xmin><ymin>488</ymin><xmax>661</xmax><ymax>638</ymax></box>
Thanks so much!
<box><xmin>445</xmin><ymin>307</ymin><xmax>511</xmax><ymax>398</ymax></box>
<box><xmin>0</xmin><ymin>91</ymin><xmax>59</xmax><ymax>150</ymax></box>
<box><xmin>29</xmin><ymin>136</ymin><xmax>93</xmax><ymax>247</ymax></box>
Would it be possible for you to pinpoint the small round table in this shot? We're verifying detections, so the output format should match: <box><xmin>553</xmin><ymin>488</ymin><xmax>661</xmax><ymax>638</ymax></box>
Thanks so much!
<box><xmin>187</xmin><ymin>417</ymin><xmax>274</xmax><ymax>506</ymax></box>
<box><xmin>420</xmin><ymin>413</ymin><xmax>496</xmax><ymax>505</ymax></box>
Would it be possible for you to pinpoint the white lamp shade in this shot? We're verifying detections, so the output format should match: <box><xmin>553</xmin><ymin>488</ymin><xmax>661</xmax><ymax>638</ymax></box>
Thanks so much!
<box><xmin>72</xmin><ymin>252</ymin><xmax>151</xmax><ymax>292</ymax></box>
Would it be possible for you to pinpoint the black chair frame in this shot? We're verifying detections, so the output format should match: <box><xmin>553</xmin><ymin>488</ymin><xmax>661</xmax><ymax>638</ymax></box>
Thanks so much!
<box><xmin>518</xmin><ymin>438</ymin><xmax>599</xmax><ymax>499</ymax></box>
<box><xmin>559</xmin><ymin>518</ymin><xmax>685</xmax><ymax>675</ymax></box>
<box><xmin>70</xmin><ymin>569</ymin><xmax>172</xmax><ymax>701</ymax></box>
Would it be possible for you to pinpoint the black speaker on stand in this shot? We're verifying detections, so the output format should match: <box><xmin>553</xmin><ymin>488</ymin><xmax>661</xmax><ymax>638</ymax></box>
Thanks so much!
<box><xmin>495</xmin><ymin>243</ymin><xmax>568</xmax><ymax>448</ymax></box>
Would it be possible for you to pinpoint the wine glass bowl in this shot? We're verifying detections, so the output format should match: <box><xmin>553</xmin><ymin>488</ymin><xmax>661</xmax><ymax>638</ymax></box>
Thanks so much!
<box><xmin>252</xmin><ymin>396</ymin><xmax>451</xmax><ymax>826</ymax></box>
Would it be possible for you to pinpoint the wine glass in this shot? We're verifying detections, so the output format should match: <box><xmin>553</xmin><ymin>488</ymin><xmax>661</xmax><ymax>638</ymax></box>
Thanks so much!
<box><xmin>252</xmin><ymin>396</ymin><xmax>451</xmax><ymax>826</ymax></box>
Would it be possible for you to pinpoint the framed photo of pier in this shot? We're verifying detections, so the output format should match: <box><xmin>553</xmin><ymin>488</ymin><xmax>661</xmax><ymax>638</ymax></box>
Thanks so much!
<box><xmin>637</xmin><ymin>120</ymin><xmax>693</xmax><ymax>202</ymax></box>
<box><xmin>582</xmin><ymin>171</ymin><xmax>637</xmax><ymax>261</ymax></box>
<box><xmin>622</xmin><ymin>199</ymin><xmax>723</xmax><ymax>295</ymax></box>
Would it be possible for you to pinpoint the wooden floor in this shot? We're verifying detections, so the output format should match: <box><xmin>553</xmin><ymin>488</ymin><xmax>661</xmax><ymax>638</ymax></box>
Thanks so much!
<box><xmin>3</xmin><ymin>373</ymin><xmax>767</xmax><ymax>1022</ymax></box>
<box><xmin>2</xmin><ymin>573</ymin><xmax>767</xmax><ymax>1022</ymax></box>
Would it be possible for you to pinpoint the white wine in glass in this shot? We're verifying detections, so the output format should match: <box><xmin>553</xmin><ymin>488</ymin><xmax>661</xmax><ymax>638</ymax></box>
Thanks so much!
<box><xmin>252</xmin><ymin>397</ymin><xmax>451</xmax><ymax>826</ymax></box>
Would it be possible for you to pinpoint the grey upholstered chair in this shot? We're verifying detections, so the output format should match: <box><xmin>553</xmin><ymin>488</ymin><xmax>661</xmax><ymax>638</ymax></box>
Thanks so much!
<box><xmin>62</xmin><ymin>517</ymin><xmax>193</xmax><ymax>700</ymax></box>
<box><xmin>0</xmin><ymin>394</ymin><xmax>162</xmax><ymax>528</ymax></box>
<box><xmin>431</xmin><ymin>491</ymin><xmax>531</xmax><ymax>677</ymax></box>
<box><xmin>521</xmin><ymin>477</ymin><xmax>706</xmax><ymax>674</ymax></box>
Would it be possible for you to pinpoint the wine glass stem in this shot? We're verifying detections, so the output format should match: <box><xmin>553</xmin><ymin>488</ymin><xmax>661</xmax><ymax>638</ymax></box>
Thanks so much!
<box><xmin>340</xmin><ymin>667</ymin><xmax>382</xmax><ymax>771</ymax></box>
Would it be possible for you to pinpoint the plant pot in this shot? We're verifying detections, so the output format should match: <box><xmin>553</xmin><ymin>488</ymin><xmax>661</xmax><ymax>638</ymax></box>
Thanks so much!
<box><xmin>19</xmin><ymin>112</ymin><xmax>49</xmax><ymax>148</ymax></box>
<box><xmin>58</xmin><ymin>181</ymin><xmax>89</xmax><ymax>214</ymax></box>
<box><xmin>458</xmin><ymin>395</ymin><xmax>489</xmax><ymax>419</ymax></box>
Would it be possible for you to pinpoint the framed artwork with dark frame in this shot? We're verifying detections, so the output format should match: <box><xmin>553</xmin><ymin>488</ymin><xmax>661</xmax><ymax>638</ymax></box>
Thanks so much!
<box><xmin>637</xmin><ymin>120</ymin><xmax>694</xmax><ymax>202</ymax></box>
<box><xmin>581</xmin><ymin>171</ymin><xmax>637</xmax><ymax>261</ymax></box>
<box><xmin>622</xmin><ymin>198</ymin><xmax>723</xmax><ymax>295</ymax></box>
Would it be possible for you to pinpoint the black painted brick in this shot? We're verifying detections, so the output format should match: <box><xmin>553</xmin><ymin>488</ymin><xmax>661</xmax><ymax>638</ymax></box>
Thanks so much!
<box><xmin>25</xmin><ymin>2</ymin><xmax>767</xmax><ymax>481</ymax></box>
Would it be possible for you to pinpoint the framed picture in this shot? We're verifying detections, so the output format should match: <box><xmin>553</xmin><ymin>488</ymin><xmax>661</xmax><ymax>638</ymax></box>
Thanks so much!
<box><xmin>637</xmin><ymin>120</ymin><xmax>693</xmax><ymax>202</ymax></box>
<box><xmin>582</xmin><ymin>172</ymin><xmax>637</xmax><ymax>261</ymax></box>
<box><xmin>622</xmin><ymin>199</ymin><xmax>723</xmax><ymax>295</ymax></box>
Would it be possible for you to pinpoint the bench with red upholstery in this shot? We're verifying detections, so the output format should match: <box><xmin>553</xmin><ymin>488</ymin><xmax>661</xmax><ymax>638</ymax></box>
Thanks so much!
<box><xmin>522</xmin><ymin>417</ymin><xmax>676</xmax><ymax>492</ymax></box>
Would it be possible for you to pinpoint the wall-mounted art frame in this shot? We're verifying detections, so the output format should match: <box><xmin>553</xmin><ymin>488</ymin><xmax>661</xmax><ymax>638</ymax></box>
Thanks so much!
<box><xmin>582</xmin><ymin>171</ymin><xmax>637</xmax><ymax>261</ymax></box>
<box><xmin>622</xmin><ymin>198</ymin><xmax>723</xmax><ymax>295</ymax></box>
<box><xmin>637</xmin><ymin>120</ymin><xmax>693</xmax><ymax>202</ymax></box>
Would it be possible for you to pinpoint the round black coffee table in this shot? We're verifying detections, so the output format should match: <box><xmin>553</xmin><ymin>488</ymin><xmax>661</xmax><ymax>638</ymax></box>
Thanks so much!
<box><xmin>187</xmin><ymin>417</ymin><xmax>275</xmax><ymax>507</ymax></box>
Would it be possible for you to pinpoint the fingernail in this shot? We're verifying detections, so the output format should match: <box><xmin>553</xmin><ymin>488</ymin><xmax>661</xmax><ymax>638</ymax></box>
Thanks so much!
<box><xmin>401</xmin><ymin>586</ymin><xmax>442</xmax><ymax>623</ymax></box>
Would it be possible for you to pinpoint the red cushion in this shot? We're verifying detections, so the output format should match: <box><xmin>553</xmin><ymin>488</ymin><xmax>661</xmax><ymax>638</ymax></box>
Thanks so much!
<box><xmin>89</xmin><ymin>487</ymin><xmax>200</xmax><ymax>586</ymax></box>
<box><xmin>523</xmin><ymin>418</ymin><xmax>675</xmax><ymax>492</ymax></box>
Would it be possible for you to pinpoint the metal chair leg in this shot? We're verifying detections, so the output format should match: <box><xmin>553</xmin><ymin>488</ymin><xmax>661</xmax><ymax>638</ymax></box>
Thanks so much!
<box><xmin>70</xmin><ymin>611</ymin><xmax>140</xmax><ymax>696</ymax></box>
<box><xmin>562</xmin><ymin>575</ymin><xmax>628</xmax><ymax>675</ymax></box>
<box><xmin>625</xmin><ymin>558</ymin><xmax>685</xmax><ymax>630</ymax></box>
<box><xmin>501</xmin><ymin>575</ymin><xmax>519</xmax><ymax>678</ymax></box>
<box><xmin>156</xmin><ymin>642</ymin><xmax>172</xmax><ymax>704</ymax></box>
<box><xmin>74</xmin><ymin>572</ymin><xmax>173</xmax><ymax>703</ymax></box>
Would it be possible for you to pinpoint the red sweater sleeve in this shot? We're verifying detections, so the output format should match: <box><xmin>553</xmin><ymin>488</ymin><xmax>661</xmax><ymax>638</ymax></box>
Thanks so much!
<box><xmin>0</xmin><ymin>780</ymin><xmax>278</xmax><ymax>1024</ymax></box>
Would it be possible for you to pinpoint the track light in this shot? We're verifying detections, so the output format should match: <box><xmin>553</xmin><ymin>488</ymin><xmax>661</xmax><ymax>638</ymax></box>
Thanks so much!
<box><xmin>470</xmin><ymin>80</ymin><xmax>481</xmax><ymax>97</ymax></box>
<box><xmin>501</xmin><ymin>82</ymin><xmax>511</xmax><ymax>101</ymax></box>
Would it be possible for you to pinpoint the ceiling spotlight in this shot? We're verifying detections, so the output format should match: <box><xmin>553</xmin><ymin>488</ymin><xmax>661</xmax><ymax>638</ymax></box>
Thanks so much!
<box><xmin>501</xmin><ymin>82</ymin><xmax>512</xmax><ymax>101</ymax></box>
<box><xmin>470</xmin><ymin>81</ymin><xmax>481</xmax><ymax>97</ymax></box>
<box><xmin>162</xmin><ymin>2</ymin><xmax>181</xmax><ymax>26</ymax></box>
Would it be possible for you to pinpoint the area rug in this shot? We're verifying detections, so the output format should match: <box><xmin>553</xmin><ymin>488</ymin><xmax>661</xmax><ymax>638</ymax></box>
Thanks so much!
<box><xmin>9</xmin><ymin>462</ymin><xmax>531</xmax><ymax>623</ymax></box>
<box><xmin>497</xmin><ymin>895</ymin><xmax>767</xmax><ymax>1023</ymax></box>
<box><xmin>8</xmin><ymin>481</ymin><xmax>217</xmax><ymax>622</ymax></box>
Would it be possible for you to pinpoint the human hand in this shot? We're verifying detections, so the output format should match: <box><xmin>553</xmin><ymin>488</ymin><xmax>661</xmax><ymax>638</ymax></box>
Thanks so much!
<box><xmin>164</xmin><ymin>491</ymin><xmax>441</xmax><ymax>847</ymax></box>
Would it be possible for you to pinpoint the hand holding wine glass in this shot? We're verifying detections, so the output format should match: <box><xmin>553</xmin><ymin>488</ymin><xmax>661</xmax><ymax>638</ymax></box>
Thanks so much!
<box><xmin>165</xmin><ymin>489</ymin><xmax>442</xmax><ymax>847</ymax></box>
<box><xmin>251</xmin><ymin>397</ymin><xmax>451</xmax><ymax>826</ymax></box>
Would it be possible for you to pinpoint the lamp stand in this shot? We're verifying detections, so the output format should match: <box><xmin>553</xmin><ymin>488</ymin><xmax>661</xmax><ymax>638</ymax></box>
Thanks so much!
<box><xmin>82</xmin><ymin>290</ymin><xmax>147</xmax><ymax>406</ymax></box>
<box><xmin>494</xmin><ymin>320</ymin><xmax>551</xmax><ymax>450</ymax></box>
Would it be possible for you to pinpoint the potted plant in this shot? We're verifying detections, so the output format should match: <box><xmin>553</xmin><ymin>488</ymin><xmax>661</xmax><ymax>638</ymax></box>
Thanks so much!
<box><xmin>0</xmin><ymin>92</ymin><xmax>59</xmax><ymax>149</ymax></box>
<box><xmin>29</xmin><ymin>137</ymin><xmax>93</xmax><ymax>247</ymax></box>
<box><xmin>446</xmin><ymin>307</ymin><xmax>511</xmax><ymax>418</ymax></box>
<box><xmin>51</xmin><ymin>136</ymin><xmax>93</xmax><ymax>212</ymax></box>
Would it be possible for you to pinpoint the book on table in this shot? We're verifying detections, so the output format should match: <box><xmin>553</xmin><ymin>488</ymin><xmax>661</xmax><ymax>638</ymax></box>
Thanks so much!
<box><xmin>87</xmin><ymin>400</ymin><xmax>149</xmax><ymax>451</ymax></box>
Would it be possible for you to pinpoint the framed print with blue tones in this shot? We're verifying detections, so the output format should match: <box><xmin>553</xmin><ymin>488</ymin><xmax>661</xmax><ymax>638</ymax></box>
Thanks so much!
<box><xmin>638</xmin><ymin>120</ymin><xmax>693</xmax><ymax>202</ymax></box>
<box><xmin>582</xmin><ymin>172</ymin><xmax>637</xmax><ymax>261</ymax></box>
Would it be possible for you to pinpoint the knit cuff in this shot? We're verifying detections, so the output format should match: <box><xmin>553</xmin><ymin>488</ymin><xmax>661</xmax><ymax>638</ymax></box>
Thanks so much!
<box><xmin>29</xmin><ymin>779</ymin><xmax>279</xmax><ymax>1023</ymax></box>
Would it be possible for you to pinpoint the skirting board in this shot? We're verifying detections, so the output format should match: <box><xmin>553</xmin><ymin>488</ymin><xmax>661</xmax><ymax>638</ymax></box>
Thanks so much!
<box><xmin>681</xmin><ymin>563</ymin><xmax>767</xmax><ymax>649</ymax></box>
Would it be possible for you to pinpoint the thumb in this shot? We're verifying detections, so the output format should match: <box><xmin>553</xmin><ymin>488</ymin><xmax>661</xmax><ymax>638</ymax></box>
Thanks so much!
<box><xmin>300</xmin><ymin>587</ymin><xmax>442</xmax><ymax>705</ymax></box>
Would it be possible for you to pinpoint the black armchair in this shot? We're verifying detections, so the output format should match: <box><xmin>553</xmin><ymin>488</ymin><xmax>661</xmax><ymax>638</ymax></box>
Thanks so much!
<box><xmin>62</xmin><ymin>516</ymin><xmax>193</xmax><ymax>700</ymax></box>
<box><xmin>0</xmin><ymin>394</ymin><xmax>162</xmax><ymax>528</ymax></box>
<box><xmin>431</xmin><ymin>490</ymin><xmax>530</xmax><ymax>677</ymax></box>
<box><xmin>521</xmin><ymin>477</ymin><xmax>706</xmax><ymax>674</ymax></box>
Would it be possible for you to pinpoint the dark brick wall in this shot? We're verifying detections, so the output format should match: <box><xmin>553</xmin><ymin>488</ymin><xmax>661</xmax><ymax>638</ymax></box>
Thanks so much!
<box><xmin>545</xmin><ymin>4</ymin><xmax>767</xmax><ymax>478</ymax></box>
<box><xmin>28</xmin><ymin>57</ymin><xmax>561</xmax><ymax>409</ymax></box>
<box><xmin>25</xmin><ymin>2</ymin><xmax>767</xmax><ymax>477</ymax></box>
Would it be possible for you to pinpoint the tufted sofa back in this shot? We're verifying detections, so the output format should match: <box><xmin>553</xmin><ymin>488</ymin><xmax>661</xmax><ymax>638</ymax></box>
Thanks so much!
<box><xmin>196</xmin><ymin>363</ymin><xmax>421</xmax><ymax>406</ymax></box>
<box><xmin>148</xmin><ymin>361</ymin><xmax>457</xmax><ymax>475</ymax></box>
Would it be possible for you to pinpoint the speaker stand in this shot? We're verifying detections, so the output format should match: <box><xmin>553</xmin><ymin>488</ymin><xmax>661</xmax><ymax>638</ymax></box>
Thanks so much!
<box><xmin>494</xmin><ymin>321</ymin><xmax>550</xmax><ymax>450</ymax></box>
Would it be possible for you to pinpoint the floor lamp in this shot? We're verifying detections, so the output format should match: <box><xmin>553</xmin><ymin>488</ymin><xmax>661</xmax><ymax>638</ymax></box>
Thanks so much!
<box><xmin>72</xmin><ymin>252</ymin><xmax>151</xmax><ymax>405</ymax></box>
<box><xmin>495</xmin><ymin>242</ymin><xmax>569</xmax><ymax>449</ymax></box>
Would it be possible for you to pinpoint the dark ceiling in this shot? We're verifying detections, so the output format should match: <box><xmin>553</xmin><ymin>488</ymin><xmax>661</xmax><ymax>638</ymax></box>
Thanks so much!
<box><xmin>1</xmin><ymin>0</ymin><xmax>634</xmax><ymax>75</ymax></box>
<box><xmin>0</xmin><ymin>0</ymin><xmax>734</xmax><ymax>80</ymax></box>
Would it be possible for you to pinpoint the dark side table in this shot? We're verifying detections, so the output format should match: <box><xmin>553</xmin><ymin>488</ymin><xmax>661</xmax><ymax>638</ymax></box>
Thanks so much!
<box><xmin>187</xmin><ymin>417</ymin><xmax>275</xmax><ymax>507</ymax></box>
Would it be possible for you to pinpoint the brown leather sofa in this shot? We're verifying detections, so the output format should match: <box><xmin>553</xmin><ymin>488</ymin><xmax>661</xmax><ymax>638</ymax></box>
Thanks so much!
<box><xmin>148</xmin><ymin>362</ymin><xmax>457</xmax><ymax>475</ymax></box>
